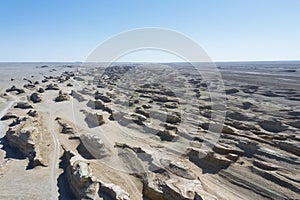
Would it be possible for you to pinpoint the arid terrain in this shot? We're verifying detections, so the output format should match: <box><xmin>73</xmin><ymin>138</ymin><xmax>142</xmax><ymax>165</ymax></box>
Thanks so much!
<box><xmin>0</xmin><ymin>62</ymin><xmax>299</xmax><ymax>200</ymax></box>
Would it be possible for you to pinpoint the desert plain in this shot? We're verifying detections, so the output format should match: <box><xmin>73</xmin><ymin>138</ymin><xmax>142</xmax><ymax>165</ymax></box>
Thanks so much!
<box><xmin>0</xmin><ymin>62</ymin><xmax>299</xmax><ymax>200</ymax></box>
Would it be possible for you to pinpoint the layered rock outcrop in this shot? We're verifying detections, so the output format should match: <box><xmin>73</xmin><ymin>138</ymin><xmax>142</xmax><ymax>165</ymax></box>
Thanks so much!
<box><xmin>5</xmin><ymin>117</ymin><xmax>47</xmax><ymax>168</ymax></box>
<box><xmin>62</xmin><ymin>150</ymin><xmax>100</xmax><ymax>199</ymax></box>
<box><xmin>62</xmin><ymin>148</ymin><xmax>130</xmax><ymax>200</ymax></box>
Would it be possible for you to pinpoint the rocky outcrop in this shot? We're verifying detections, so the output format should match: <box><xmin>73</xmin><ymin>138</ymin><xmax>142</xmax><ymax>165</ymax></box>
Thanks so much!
<box><xmin>148</xmin><ymin>110</ymin><xmax>181</xmax><ymax>124</ymax></box>
<box><xmin>1</xmin><ymin>112</ymin><xmax>18</xmax><ymax>121</ymax></box>
<box><xmin>157</xmin><ymin>127</ymin><xmax>178</xmax><ymax>141</ymax></box>
<box><xmin>213</xmin><ymin>143</ymin><xmax>244</xmax><ymax>156</ymax></box>
<box><xmin>84</xmin><ymin>112</ymin><xmax>105</xmax><ymax>128</ymax></box>
<box><xmin>37</xmin><ymin>87</ymin><xmax>45</xmax><ymax>93</ymax></box>
<box><xmin>219</xmin><ymin>169</ymin><xmax>290</xmax><ymax>200</ymax></box>
<box><xmin>62</xmin><ymin>148</ymin><xmax>129</xmax><ymax>200</ymax></box>
<box><xmin>257</xmin><ymin>147</ymin><xmax>300</xmax><ymax>165</ymax></box>
<box><xmin>250</xmin><ymin>165</ymin><xmax>300</xmax><ymax>194</ymax></box>
<box><xmin>14</xmin><ymin>102</ymin><xmax>33</xmax><ymax>109</ymax></box>
<box><xmin>115</xmin><ymin>144</ymin><xmax>214</xmax><ymax>200</ymax></box>
<box><xmin>95</xmin><ymin>92</ymin><xmax>111</xmax><ymax>103</ymax></box>
<box><xmin>199</xmin><ymin>122</ymin><xmax>235</xmax><ymax>134</ymax></box>
<box><xmin>188</xmin><ymin>148</ymin><xmax>232</xmax><ymax>173</ymax></box>
<box><xmin>227</xmin><ymin>121</ymin><xmax>259</xmax><ymax>131</ymax></box>
<box><xmin>56</xmin><ymin>118</ymin><xmax>74</xmax><ymax>134</ymax></box>
<box><xmin>27</xmin><ymin>110</ymin><xmax>38</xmax><ymax>117</ymax></box>
<box><xmin>130</xmin><ymin>113</ymin><xmax>147</xmax><ymax>124</ymax></box>
<box><xmin>8</xmin><ymin>117</ymin><xmax>27</xmax><ymax>127</ymax></box>
<box><xmin>142</xmin><ymin>170</ymin><xmax>214</xmax><ymax>200</ymax></box>
<box><xmin>252</xmin><ymin>159</ymin><xmax>278</xmax><ymax>171</ymax></box>
<box><xmin>151</xmin><ymin>95</ymin><xmax>178</xmax><ymax>103</ymax></box>
<box><xmin>62</xmin><ymin>150</ymin><xmax>100</xmax><ymax>199</ymax></box>
<box><xmin>99</xmin><ymin>181</ymin><xmax>130</xmax><ymax>200</ymax></box>
<box><xmin>87</xmin><ymin>100</ymin><xmax>112</xmax><ymax>114</ymax></box>
<box><xmin>78</xmin><ymin>134</ymin><xmax>109</xmax><ymax>159</ymax></box>
<box><xmin>30</xmin><ymin>92</ymin><xmax>42</xmax><ymax>103</ymax></box>
<box><xmin>160</xmin><ymin>159</ymin><xmax>196</xmax><ymax>180</ymax></box>
<box><xmin>55</xmin><ymin>90</ymin><xmax>70</xmax><ymax>102</ymax></box>
<box><xmin>6</xmin><ymin>85</ymin><xmax>25</xmax><ymax>94</ymax></box>
<box><xmin>45</xmin><ymin>83</ymin><xmax>59</xmax><ymax>90</ymax></box>
<box><xmin>225</xmin><ymin>88</ymin><xmax>239</xmax><ymax>94</ymax></box>
<box><xmin>5</xmin><ymin>117</ymin><xmax>47</xmax><ymax>168</ymax></box>
<box><xmin>24</xmin><ymin>83</ymin><xmax>35</xmax><ymax>89</ymax></box>
<box><xmin>135</xmin><ymin>107</ymin><xmax>150</xmax><ymax>118</ymax></box>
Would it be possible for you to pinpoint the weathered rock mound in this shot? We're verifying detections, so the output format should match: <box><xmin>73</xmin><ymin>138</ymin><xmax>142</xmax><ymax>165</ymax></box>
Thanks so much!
<box><xmin>78</xmin><ymin>134</ymin><xmax>110</xmax><ymax>159</ymax></box>
<box><xmin>5</xmin><ymin>117</ymin><xmax>47</xmax><ymax>168</ymax></box>
<box><xmin>14</xmin><ymin>102</ymin><xmax>33</xmax><ymax>109</ymax></box>
<box><xmin>84</xmin><ymin>112</ymin><xmax>105</xmax><ymax>128</ymax></box>
<box><xmin>62</xmin><ymin>150</ymin><xmax>100</xmax><ymax>199</ymax></box>
<box><xmin>55</xmin><ymin>90</ymin><xmax>70</xmax><ymax>102</ymax></box>
<box><xmin>30</xmin><ymin>92</ymin><xmax>42</xmax><ymax>103</ymax></box>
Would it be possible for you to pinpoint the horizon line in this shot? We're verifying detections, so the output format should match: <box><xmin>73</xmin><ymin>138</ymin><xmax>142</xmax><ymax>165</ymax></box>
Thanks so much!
<box><xmin>0</xmin><ymin>59</ymin><xmax>300</xmax><ymax>63</ymax></box>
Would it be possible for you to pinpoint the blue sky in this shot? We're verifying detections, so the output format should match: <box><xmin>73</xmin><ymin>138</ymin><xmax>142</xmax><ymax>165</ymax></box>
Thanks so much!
<box><xmin>0</xmin><ymin>0</ymin><xmax>299</xmax><ymax>62</ymax></box>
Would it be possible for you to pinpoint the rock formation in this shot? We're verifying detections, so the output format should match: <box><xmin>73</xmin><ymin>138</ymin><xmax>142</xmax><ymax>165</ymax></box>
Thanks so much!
<box><xmin>84</xmin><ymin>112</ymin><xmax>105</xmax><ymax>128</ymax></box>
<box><xmin>6</xmin><ymin>85</ymin><xmax>25</xmax><ymax>94</ymax></box>
<box><xmin>14</xmin><ymin>102</ymin><xmax>33</xmax><ymax>109</ymax></box>
<box><xmin>61</xmin><ymin>149</ymin><xmax>100</xmax><ymax>199</ymax></box>
<box><xmin>56</xmin><ymin>118</ymin><xmax>74</xmax><ymax>134</ymax></box>
<box><xmin>30</xmin><ymin>92</ymin><xmax>42</xmax><ymax>103</ymax></box>
<box><xmin>45</xmin><ymin>83</ymin><xmax>59</xmax><ymax>90</ymax></box>
<box><xmin>78</xmin><ymin>134</ymin><xmax>110</xmax><ymax>159</ymax></box>
<box><xmin>55</xmin><ymin>90</ymin><xmax>70</xmax><ymax>102</ymax></box>
<box><xmin>5</xmin><ymin>117</ymin><xmax>47</xmax><ymax>168</ymax></box>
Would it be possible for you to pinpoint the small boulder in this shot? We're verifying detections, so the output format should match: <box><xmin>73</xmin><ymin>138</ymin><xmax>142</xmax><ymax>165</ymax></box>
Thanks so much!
<box><xmin>37</xmin><ymin>87</ymin><xmax>45</xmax><ymax>93</ymax></box>
<box><xmin>30</xmin><ymin>92</ymin><xmax>42</xmax><ymax>103</ymax></box>
<box><xmin>157</xmin><ymin>128</ymin><xmax>178</xmax><ymax>141</ymax></box>
<box><xmin>6</xmin><ymin>85</ymin><xmax>25</xmax><ymax>94</ymax></box>
<box><xmin>85</xmin><ymin>113</ymin><xmax>105</xmax><ymax>128</ymax></box>
<box><xmin>14</xmin><ymin>102</ymin><xmax>33</xmax><ymax>109</ymax></box>
<box><xmin>55</xmin><ymin>91</ymin><xmax>70</xmax><ymax>102</ymax></box>
<box><xmin>45</xmin><ymin>83</ymin><xmax>59</xmax><ymax>90</ymax></box>
<box><xmin>27</xmin><ymin>110</ymin><xmax>38</xmax><ymax>117</ymax></box>
<box><xmin>57</xmin><ymin>119</ymin><xmax>74</xmax><ymax>134</ymax></box>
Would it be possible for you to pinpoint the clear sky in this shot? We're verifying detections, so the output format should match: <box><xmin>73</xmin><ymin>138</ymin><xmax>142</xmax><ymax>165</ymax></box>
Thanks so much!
<box><xmin>0</xmin><ymin>0</ymin><xmax>299</xmax><ymax>62</ymax></box>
